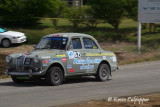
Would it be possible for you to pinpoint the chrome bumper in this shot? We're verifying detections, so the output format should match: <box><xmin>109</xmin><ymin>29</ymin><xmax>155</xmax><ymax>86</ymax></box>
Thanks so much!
<box><xmin>5</xmin><ymin>69</ymin><xmax>43</xmax><ymax>76</ymax></box>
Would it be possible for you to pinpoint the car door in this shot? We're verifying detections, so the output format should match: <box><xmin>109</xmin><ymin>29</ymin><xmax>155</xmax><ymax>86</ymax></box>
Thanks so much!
<box><xmin>82</xmin><ymin>38</ymin><xmax>101</xmax><ymax>73</ymax></box>
<box><xmin>66</xmin><ymin>37</ymin><xmax>86</xmax><ymax>74</ymax></box>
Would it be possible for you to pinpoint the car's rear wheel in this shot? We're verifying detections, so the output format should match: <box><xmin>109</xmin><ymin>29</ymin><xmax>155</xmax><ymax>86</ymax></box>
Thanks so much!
<box><xmin>45</xmin><ymin>67</ymin><xmax>63</xmax><ymax>86</ymax></box>
<box><xmin>95</xmin><ymin>64</ymin><xmax>110</xmax><ymax>81</ymax></box>
<box><xmin>11</xmin><ymin>76</ymin><xmax>25</xmax><ymax>83</ymax></box>
<box><xmin>2</xmin><ymin>39</ymin><xmax>11</xmax><ymax>48</ymax></box>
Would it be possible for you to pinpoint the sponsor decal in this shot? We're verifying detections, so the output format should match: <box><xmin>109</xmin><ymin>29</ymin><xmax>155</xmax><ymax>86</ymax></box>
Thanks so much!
<box><xmin>67</xmin><ymin>65</ymin><xmax>72</xmax><ymax>68</ymax></box>
<box><xmin>86</xmin><ymin>53</ymin><xmax>115</xmax><ymax>57</ymax></box>
<box><xmin>103</xmin><ymin>56</ymin><xmax>107</xmax><ymax>60</ymax></box>
<box><xmin>80</xmin><ymin>65</ymin><xmax>94</xmax><ymax>70</ymax></box>
<box><xmin>42</xmin><ymin>56</ymin><xmax>50</xmax><ymax>59</ymax></box>
<box><xmin>62</xmin><ymin>58</ymin><xmax>67</xmax><ymax>62</ymax></box>
<box><xmin>43</xmin><ymin>60</ymin><xmax>51</xmax><ymax>63</ymax></box>
<box><xmin>93</xmin><ymin>46</ymin><xmax>98</xmax><ymax>49</ymax></box>
<box><xmin>24</xmin><ymin>53</ymin><xmax>32</xmax><ymax>55</ymax></box>
<box><xmin>43</xmin><ymin>64</ymin><xmax>48</xmax><ymax>66</ymax></box>
<box><xmin>68</xmin><ymin>51</ymin><xmax>74</xmax><ymax>59</ymax></box>
<box><xmin>68</xmin><ymin>51</ymin><xmax>81</xmax><ymax>59</ymax></box>
<box><xmin>62</xmin><ymin>38</ymin><xmax>67</xmax><ymax>44</ymax></box>
<box><xmin>56</xmin><ymin>54</ymin><xmax>66</xmax><ymax>58</ymax></box>
<box><xmin>73</xmin><ymin>57</ymin><xmax>101</xmax><ymax>65</ymax></box>
<box><xmin>62</xmin><ymin>34</ymin><xmax>68</xmax><ymax>37</ymax></box>
<box><xmin>86</xmin><ymin>69</ymin><xmax>93</xmax><ymax>72</ymax></box>
<box><xmin>68</xmin><ymin>68</ymin><xmax>75</xmax><ymax>72</ymax></box>
<box><xmin>112</xmin><ymin>56</ymin><xmax>117</xmax><ymax>62</ymax></box>
<box><xmin>52</xmin><ymin>58</ymin><xmax>61</xmax><ymax>60</ymax></box>
<box><xmin>51</xmin><ymin>34</ymin><xmax>60</xmax><ymax>37</ymax></box>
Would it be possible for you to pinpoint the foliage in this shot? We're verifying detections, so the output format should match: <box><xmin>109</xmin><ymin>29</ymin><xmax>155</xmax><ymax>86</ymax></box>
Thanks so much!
<box><xmin>82</xmin><ymin>5</ymin><xmax>100</xmax><ymax>27</ymax></box>
<box><xmin>45</xmin><ymin>0</ymin><xmax>66</xmax><ymax>27</ymax></box>
<box><xmin>63</xmin><ymin>7</ymin><xmax>86</xmax><ymax>28</ymax></box>
<box><xmin>124</xmin><ymin>0</ymin><xmax>138</xmax><ymax>21</ymax></box>
<box><xmin>0</xmin><ymin>0</ymin><xmax>49</xmax><ymax>26</ymax></box>
<box><xmin>88</xmin><ymin>0</ymin><xmax>126</xmax><ymax>30</ymax></box>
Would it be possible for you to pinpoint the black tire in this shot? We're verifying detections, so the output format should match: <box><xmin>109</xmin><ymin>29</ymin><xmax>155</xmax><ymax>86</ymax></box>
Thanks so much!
<box><xmin>45</xmin><ymin>67</ymin><xmax>63</xmax><ymax>86</ymax></box>
<box><xmin>95</xmin><ymin>64</ymin><xmax>110</xmax><ymax>81</ymax></box>
<box><xmin>2</xmin><ymin>39</ymin><xmax>11</xmax><ymax>48</ymax></box>
<box><xmin>11</xmin><ymin>76</ymin><xmax>25</xmax><ymax>83</ymax></box>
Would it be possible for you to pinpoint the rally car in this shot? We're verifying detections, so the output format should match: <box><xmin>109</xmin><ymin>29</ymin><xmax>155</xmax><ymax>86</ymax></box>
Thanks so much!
<box><xmin>5</xmin><ymin>33</ymin><xmax>118</xmax><ymax>86</ymax></box>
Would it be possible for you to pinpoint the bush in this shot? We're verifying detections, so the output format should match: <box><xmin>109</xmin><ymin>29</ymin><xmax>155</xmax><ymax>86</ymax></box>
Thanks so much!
<box><xmin>0</xmin><ymin>0</ymin><xmax>48</xmax><ymax>27</ymax></box>
<box><xmin>64</xmin><ymin>7</ymin><xmax>87</xmax><ymax>28</ymax></box>
<box><xmin>88</xmin><ymin>0</ymin><xmax>126</xmax><ymax>30</ymax></box>
<box><xmin>82</xmin><ymin>6</ymin><xmax>100</xmax><ymax>27</ymax></box>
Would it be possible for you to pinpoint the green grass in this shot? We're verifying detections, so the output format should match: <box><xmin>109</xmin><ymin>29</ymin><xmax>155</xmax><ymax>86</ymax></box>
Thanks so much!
<box><xmin>8</xmin><ymin>18</ymin><xmax>160</xmax><ymax>48</ymax></box>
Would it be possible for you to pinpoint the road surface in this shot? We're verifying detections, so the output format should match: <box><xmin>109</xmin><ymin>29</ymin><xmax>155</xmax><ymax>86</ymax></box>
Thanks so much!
<box><xmin>0</xmin><ymin>61</ymin><xmax>160</xmax><ymax>107</ymax></box>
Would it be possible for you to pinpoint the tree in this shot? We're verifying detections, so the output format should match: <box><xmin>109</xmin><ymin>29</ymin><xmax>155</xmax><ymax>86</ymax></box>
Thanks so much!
<box><xmin>64</xmin><ymin>7</ymin><xmax>86</xmax><ymax>28</ymax></box>
<box><xmin>82</xmin><ymin>5</ymin><xmax>100</xmax><ymax>27</ymax></box>
<box><xmin>45</xmin><ymin>0</ymin><xmax>66</xmax><ymax>27</ymax></box>
<box><xmin>88</xmin><ymin>0</ymin><xmax>126</xmax><ymax>30</ymax></box>
<box><xmin>124</xmin><ymin>0</ymin><xmax>138</xmax><ymax>21</ymax></box>
<box><xmin>0</xmin><ymin>0</ymin><xmax>48</xmax><ymax>26</ymax></box>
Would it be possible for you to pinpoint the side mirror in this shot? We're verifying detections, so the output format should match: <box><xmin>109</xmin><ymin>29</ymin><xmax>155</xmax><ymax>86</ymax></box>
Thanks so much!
<box><xmin>33</xmin><ymin>45</ymin><xmax>36</xmax><ymax>49</ymax></box>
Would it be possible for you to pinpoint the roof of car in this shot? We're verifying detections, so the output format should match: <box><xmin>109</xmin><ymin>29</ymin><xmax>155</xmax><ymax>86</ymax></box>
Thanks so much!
<box><xmin>44</xmin><ymin>33</ymin><xmax>94</xmax><ymax>39</ymax></box>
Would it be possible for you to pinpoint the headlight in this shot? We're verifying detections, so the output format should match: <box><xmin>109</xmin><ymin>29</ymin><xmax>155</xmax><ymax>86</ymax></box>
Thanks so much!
<box><xmin>6</xmin><ymin>56</ymin><xmax>12</xmax><ymax>63</ymax></box>
<box><xmin>13</xmin><ymin>37</ymin><xmax>20</xmax><ymax>39</ymax></box>
<box><xmin>34</xmin><ymin>55</ymin><xmax>39</xmax><ymax>63</ymax></box>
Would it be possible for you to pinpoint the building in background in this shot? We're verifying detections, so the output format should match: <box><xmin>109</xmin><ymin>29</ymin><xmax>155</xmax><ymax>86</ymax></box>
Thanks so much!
<box><xmin>62</xmin><ymin>0</ymin><xmax>84</xmax><ymax>8</ymax></box>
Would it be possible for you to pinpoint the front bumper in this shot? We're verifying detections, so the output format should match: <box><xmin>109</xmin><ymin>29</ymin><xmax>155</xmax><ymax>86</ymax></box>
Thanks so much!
<box><xmin>11</xmin><ymin>36</ymin><xmax>26</xmax><ymax>43</ymax></box>
<box><xmin>5</xmin><ymin>69</ymin><xmax>44</xmax><ymax>77</ymax></box>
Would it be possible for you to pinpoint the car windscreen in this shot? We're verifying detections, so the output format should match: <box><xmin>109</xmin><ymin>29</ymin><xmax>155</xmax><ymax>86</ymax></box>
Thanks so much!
<box><xmin>36</xmin><ymin>37</ymin><xmax>68</xmax><ymax>50</ymax></box>
<box><xmin>0</xmin><ymin>28</ymin><xmax>7</xmax><ymax>33</ymax></box>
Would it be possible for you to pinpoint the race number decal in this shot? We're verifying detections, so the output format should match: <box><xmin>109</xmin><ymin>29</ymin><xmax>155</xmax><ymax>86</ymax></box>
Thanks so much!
<box><xmin>74</xmin><ymin>51</ymin><xmax>81</xmax><ymax>58</ymax></box>
<box><xmin>68</xmin><ymin>51</ymin><xmax>81</xmax><ymax>59</ymax></box>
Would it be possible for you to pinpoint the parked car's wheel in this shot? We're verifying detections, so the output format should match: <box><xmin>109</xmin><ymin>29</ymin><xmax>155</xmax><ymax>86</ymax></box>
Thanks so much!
<box><xmin>45</xmin><ymin>67</ymin><xmax>63</xmax><ymax>86</ymax></box>
<box><xmin>2</xmin><ymin>39</ymin><xmax>11</xmax><ymax>48</ymax></box>
<box><xmin>11</xmin><ymin>76</ymin><xmax>25</xmax><ymax>83</ymax></box>
<box><xmin>95</xmin><ymin>64</ymin><xmax>110</xmax><ymax>81</ymax></box>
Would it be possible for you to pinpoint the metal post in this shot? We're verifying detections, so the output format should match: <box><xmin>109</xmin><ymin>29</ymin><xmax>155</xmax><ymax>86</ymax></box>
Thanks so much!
<box><xmin>138</xmin><ymin>23</ymin><xmax>141</xmax><ymax>54</ymax></box>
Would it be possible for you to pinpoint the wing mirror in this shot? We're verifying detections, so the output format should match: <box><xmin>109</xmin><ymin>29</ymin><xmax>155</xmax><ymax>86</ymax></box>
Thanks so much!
<box><xmin>33</xmin><ymin>45</ymin><xmax>37</xmax><ymax>49</ymax></box>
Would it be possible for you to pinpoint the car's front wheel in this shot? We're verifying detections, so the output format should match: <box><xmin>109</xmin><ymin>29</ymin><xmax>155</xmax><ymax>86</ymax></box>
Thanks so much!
<box><xmin>95</xmin><ymin>64</ymin><xmax>110</xmax><ymax>81</ymax></box>
<box><xmin>45</xmin><ymin>67</ymin><xmax>63</xmax><ymax>86</ymax></box>
<box><xmin>2</xmin><ymin>39</ymin><xmax>11</xmax><ymax>48</ymax></box>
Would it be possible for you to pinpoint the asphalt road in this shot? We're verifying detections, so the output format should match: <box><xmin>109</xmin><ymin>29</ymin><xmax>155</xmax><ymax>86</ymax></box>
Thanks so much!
<box><xmin>0</xmin><ymin>61</ymin><xmax>160</xmax><ymax>107</ymax></box>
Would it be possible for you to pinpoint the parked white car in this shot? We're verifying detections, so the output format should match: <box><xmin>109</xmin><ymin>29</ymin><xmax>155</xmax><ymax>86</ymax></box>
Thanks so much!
<box><xmin>0</xmin><ymin>27</ymin><xmax>26</xmax><ymax>48</ymax></box>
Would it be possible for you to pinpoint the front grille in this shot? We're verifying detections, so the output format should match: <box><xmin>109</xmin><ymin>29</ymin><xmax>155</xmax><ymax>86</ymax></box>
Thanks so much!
<box><xmin>24</xmin><ymin>58</ymin><xmax>32</xmax><ymax>65</ymax></box>
<box><xmin>16</xmin><ymin>55</ymin><xmax>26</xmax><ymax>71</ymax></box>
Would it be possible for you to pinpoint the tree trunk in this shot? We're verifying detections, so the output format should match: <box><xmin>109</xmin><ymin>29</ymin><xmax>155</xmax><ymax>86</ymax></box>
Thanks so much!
<box><xmin>51</xmin><ymin>19</ymin><xmax>58</xmax><ymax>27</ymax></box>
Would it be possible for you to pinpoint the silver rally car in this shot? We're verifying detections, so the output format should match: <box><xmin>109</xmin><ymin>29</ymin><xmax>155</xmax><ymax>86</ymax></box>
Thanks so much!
<box><xmin>5</xmin><ymin>33</ymin><xmax>118</xmax><ymax>86</ymax></box>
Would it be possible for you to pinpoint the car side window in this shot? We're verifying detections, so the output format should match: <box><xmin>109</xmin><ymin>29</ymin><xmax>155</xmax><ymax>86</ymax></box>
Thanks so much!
<box><xmin>69</xmin><ymin>38</ymin><xmax>82</xmax><ymax>49</ymax></box>
<box><xmin>83</xmin><ymin>38</ymin><xmax>98</xmax><ymax>49</ymax></box>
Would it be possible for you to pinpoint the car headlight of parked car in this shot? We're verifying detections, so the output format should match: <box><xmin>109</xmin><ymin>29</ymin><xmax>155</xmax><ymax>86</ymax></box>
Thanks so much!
<box><xmin>34</xmin><ymin>55</ymin><xmax>39</xmax><ymax>63</ymax></box>
<box><xmin>13</xmin><ymin>36</ymin><xmax>20</xmax><ymax>39</ymax></box>
<box><xmin>6</xmin><ymin>56</ymin><xmax>12</xmax><ymax>63</ymax></box>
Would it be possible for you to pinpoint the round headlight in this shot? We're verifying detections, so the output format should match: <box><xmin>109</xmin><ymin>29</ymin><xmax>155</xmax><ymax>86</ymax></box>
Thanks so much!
<box><xmin>34</xmin><ymin>55</ymin><xmax>39</xmax><ymax>63</ymax></box>
<box><xmin>6</xmin><ymin>56</ymin><xmax>12</xmax><ymax>63</ymax></box>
